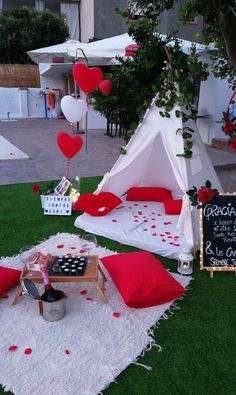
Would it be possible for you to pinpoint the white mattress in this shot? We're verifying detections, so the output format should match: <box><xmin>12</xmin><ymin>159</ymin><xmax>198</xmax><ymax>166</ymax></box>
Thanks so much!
<box><xmin>74</xmin><ymin>198</ymin><xmax>190</xmax><ymax>259</ymax></box>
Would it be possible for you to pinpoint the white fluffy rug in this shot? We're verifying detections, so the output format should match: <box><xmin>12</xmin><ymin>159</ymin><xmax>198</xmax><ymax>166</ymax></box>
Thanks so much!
<box><xmin>0</xmin><ymin>233</ymin><xmax>191</xmax><ymax>395</ymax></box>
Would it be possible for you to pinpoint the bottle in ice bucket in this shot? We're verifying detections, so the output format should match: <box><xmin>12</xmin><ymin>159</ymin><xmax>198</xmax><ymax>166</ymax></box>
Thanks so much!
<box><xmin>40</xmin><ymin>265</ymin><xmax>62</xmax><ymax>302</ymax></box>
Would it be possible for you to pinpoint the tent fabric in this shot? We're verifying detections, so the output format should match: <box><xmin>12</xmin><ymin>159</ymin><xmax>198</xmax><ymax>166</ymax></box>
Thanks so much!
<box><xmin>75</xmin><ymin>97</ymin><xmax>222</xmax><ymax>256</ymax></box>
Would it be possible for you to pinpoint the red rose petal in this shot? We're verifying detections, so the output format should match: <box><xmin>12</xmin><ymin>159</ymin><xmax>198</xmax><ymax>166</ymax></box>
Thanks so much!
<box><xmin>157</xmin><ymin>214</ymin><xmax>161</xmax><ymax>216</ymax></box>
<box><xmin>144</xmin><ymin>229</ymin><xmax>148</xmax><ymax>231</ymax></box>
<box><xmin>144</xmin><ymin>220</ymin><xmax>148</xmax><ymax>223</ymax></box>
<box><xmin>57</xmin><ymin>244</ymin><xmax>64</xmax><ymax>249</ymax></box>
<box><xmin>151</xmin><ymin>218</ymin><xmax>156</xmax><ymax>221</ymax></box>
<box><xmin>8</xmin><ymin>345</ymin><xmax>18</xmax><ymax>352</ymax></box>
<box><xmin>163</xmin><ymin>222</ymin><xmax>168</xmax><ymax>225</ymax></box>
<box><xmin>67</xmin><ymin>253</ymin><xmax>72</xmax><ymax>256</ymax></box>
<box><xmin>1</xmin><ymin>294</ymin><xmax>9</xmax><ymax>299</ymax></box>
<box><xmin>151</xmin><ymin>212</ymin><xmax>156</xmax><ymax>215</ymax></box>
<box><xmin>134</xmin><ymin>204</ymin><xmax>138</xmax><ymax>206</ymax></box>
<box><xmin>152</xmin><ymin>233</ymin><xmax>157</xmax><ymax>236</ymax></box>
<box><xmin>151</xmin><ymin>225</ymin><xmax>156</xmax><ymax>229</ymax></box>
<box><xmin>112</xmin><ymin>219</ymin><xmax>117</xmax><ymax>222</ymax></box>
<box><xmin>134</xmin><ymin>220</ymin><xmax>139</xmax><ymax>222</ymax></box>
<box><xmin>165</xmin><ymin>232</ymin><xmax>170</xmax><ymax>234</ymax></box>
<box><xmin>170</xmin><ymin>242</ymin><xmax>174</xmax><ymax>245</ymax></box>
<box><xmin>175</xmin><ymin>243</ymin><xmax>180</xmax><ymax>247</ymax></box>
<box><xmin>162</xmin><ymin>239</ymin><xmax>166</xmax><ymax>242</ymax></box>
<box><xmin>129</xmin><ymin>207</ymin><xmax>132</xmax><ymax>209</ymax></box>
<box><xmin>143</xmin><ymin>205</ymin><xmax>148</xmax><ymax>208</ymax></box>
<box><xmin>80</xmin><ymin>289</ymin><xmax>87</xmax><ymax>295</ymax></box>
<box><xmin>70</xmin><ymin>247</ymin><xmax>76</xmax><ymax>250</ymax></box>
<box><xmin>79</xmin><ymin>249</ymin><xmax>86</xmax><ymax>253</ymax></box>
<box><xmin>167</xmin><ymin>236</ymin><xmax>172</xmax><ymax>239</ymax></box>
<box><xmin>65</xmin><ymin>349</ymin><xmax>70</xmax><ymax>355</ymax></box>
<box><xmin>160</xmin><ymin>234</ymin><xmax>165</xmax><ymax>237</ymax></box>
<box><xmin>113</xmin><ymin>312</ymin><xmax>121</xmax><ymax>318</ymax></box>
<box><xmin>138</xmin><ymin>211</ymin><xmax>143</xmax><ymax>215</ymax></box>
<box><xmin>24</xmin><ymin>348</ymin><xmax>32</xmax><ymax>355</ymax></box>
<box><xmin>86</xmin><ymin>297</ymin><xmax>93</xmax><ymax>301</ymax></box>
<box><xmin>134</xmin><ymin>215</ymin><xmax>138</xmax><ymax>218</ymax></box>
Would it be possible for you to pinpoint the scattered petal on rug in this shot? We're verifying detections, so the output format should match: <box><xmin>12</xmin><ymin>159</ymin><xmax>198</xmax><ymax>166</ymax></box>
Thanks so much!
<box><xmin>0</xmin><ymin>232</ymin><xmax>191</xmax><ymax>395</ymax></box>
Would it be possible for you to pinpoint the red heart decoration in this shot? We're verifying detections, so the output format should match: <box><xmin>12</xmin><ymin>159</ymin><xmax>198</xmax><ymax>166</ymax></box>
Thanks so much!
<box><xmin>57</xmin><ymin>132</ymin><xmax>83</xmax><ymax>159</ymax></box>
<box><xmin>74</xmin><ymin>192</ymin><xmax>122</xmax><ymax>216</ymax></box>
<box><xmin>73</xmin><ymin>64</ymin><xmax>103</xmax><ymax>94</ymax></box>
<box><xmin>113</xmin><ymin>312</ymin><xmax>121</xmax><ymax>318</ymax></box>
<box><xmin>98</xmin><ymin>79</ymin><xmax>112</xmax><ymax>95</ymax></box>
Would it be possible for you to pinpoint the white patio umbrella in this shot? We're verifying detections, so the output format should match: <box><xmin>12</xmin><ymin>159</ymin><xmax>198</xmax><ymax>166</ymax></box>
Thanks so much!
<box><xmin>27</xmin><ymin>34</ymin><xmax>135</xmax><ymax>66</ymax></box>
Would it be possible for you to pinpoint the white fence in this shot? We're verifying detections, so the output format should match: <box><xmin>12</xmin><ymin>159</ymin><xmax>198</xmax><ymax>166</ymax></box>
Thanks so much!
<box><xmin>0</xmin><ymin>87</ymin><xmax>46</xmax><ymax>119</ymax></box>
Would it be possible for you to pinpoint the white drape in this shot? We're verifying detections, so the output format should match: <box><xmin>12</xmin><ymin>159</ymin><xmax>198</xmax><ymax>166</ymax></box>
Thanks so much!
<box><xmin>35</xmin><ymin>1</ymin><xmax>45</xmax><ymax>11</ymax></box>
<box><xmin>60</xmin><ymin>2</ymin><xmax>80</xmax><ymax>40</ymax></box>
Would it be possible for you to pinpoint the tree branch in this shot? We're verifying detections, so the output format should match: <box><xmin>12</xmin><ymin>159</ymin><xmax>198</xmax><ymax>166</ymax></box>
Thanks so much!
<box><xmin>213</xmin><ymin>0</ymin><xmax>236</xmax><ymax>71</ymax></box>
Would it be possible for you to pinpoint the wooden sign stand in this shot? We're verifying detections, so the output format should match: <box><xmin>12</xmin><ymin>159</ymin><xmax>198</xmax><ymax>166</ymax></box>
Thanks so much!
<box><xmin>200</xmin><ymin>193</ymin><xmax>236</xmax><ymax>278</ymax></box>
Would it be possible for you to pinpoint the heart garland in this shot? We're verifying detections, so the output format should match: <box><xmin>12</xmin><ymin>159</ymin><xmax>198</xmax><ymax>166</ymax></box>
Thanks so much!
<box><xmin>73</xmin><ymin>64</ymin><xmax>103</xmax><ymax>94</ymax></box>
<box><xmin>57</xmin><ymin>132</ymin><xmax>83</xmax><ymax>178</ymax></box>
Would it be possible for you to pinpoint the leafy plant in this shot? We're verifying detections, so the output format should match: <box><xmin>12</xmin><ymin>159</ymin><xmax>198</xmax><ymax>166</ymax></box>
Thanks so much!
<box><xmin>32</xmin><ymin>182</ymin><xmax>56</xmax><ymax>196</ymax></box>
<box><xmin>0</xmin><ymin>7</ymin><xmax>69</xmax><ymax>64</ymax></box>
<box><xmin>186</xmin><ymin>180</ymin><xmax>219</xmax><ymax>209</ymax></box>
<box><xmin>92</xmin><ymin>14</ymin><xmax>208</xmax><ymax>157</ymax></box>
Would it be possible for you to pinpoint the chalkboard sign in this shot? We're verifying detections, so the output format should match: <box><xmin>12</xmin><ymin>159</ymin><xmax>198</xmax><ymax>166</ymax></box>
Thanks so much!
<box><xmin>200</xmin><ymin>193</ymin><xmax>236</xmax><ymax>273</ymax></box>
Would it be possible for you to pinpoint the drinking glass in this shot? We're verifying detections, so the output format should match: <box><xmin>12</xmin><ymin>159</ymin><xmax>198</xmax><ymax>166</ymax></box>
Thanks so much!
<box><xmin>81</xmin><ymin>234</ymin><xmax>97</xmax><ymax>264</ymax></box>
<box><xmin>19</xmin><ymin>245</ymin><xmax>38</xmax><ymax>269</ymax></box>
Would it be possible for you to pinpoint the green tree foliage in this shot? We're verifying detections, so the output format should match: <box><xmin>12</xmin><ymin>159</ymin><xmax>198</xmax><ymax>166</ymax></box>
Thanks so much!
<box><xmin>91</xmin><ymin>15</ymin><xmax>208</xmax><ymax>157</ymax></box>
<box><xmin>129</xmin><ymin>0</ymin><xmax>236</xmax><ymax>81</ymax></box>
<box><xmin>91</xmin><ymin>19</ymin><xmax>167</xmax><ymax>130</ymax></box>
<box><xmin>0</xmin><ymin>7</ymin><xmax>69</xmax><ymax>64</ymax></box>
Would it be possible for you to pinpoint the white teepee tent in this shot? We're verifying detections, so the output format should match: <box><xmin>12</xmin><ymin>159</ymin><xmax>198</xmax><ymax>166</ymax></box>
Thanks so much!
<box><xmin>75</xmin><ymin>97</ymin><xmax>222</xmax><ymax>258</ymax></box>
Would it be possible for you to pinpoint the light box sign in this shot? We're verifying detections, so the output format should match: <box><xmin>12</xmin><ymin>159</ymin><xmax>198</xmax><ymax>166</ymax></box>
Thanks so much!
<box><xmin>44</xmin><ymin>195</ymin><xmax>72</xmax><ymax>216</ymax></box>
<box><xmin>200</xmin><ymin>193</ymin><xmax>236</xmax><ymax>276</ymax></box>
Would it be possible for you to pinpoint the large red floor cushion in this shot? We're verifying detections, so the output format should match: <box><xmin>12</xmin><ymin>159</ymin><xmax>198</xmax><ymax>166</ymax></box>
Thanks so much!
<box><xmin>100</xmin><ymin>251</ymin><xmax>185</xmax><ymax>308</ymax></box>
<box><xmin>0</xmin><ymin>266</ymin><xmax>22</xmax><ymax>296</ymax></box>
<box><xmin>126</xmin><ymin>187</ymin><xmax>172</xmax><ymax>202</ymax></box>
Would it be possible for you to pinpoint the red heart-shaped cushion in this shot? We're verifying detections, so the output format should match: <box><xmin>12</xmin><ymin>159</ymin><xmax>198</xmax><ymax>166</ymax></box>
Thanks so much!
<box><xmin>73</xmin><ymin>64</ymin><xmax>103</xmax><ymax>94</ymax></box>
<box><xmin>57</xmin><ymin>132</ymin><xmax>83</xmax><ymax>159</ymax></box>
<box><xmin>98</xmin><ymin>79</ymin><xmax>112</xmax><ymax>95</ymax></box>
<box><xmin>74</xmin><ymin>192</ymin><xmax>122</xmax><ymax>216</ymax></box>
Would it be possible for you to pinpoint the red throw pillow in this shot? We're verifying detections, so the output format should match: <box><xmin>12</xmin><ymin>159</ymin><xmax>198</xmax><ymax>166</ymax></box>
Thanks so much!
<box><xmin>164</xmin><ymin>199</ymin><xmax>183</xmax><ymax>215</ymax></box>
<box><xmin>126</xmin><ymin>187</ymin><xmax>172</xmax><ymax>202</ymax></box>
<box><xmin>0</xmin><ymin>266</ymin><xmax>22</xmax><ymax>296</ymax></box>
<box><xmin>101</xmin><ymin>251</ymin><xmax>185</xmax><ymax>308</ymax></box>
<box><xmin>73</xmin><ymin>192</ymin><xmax>122</xmax><ymax>216</ymax></box>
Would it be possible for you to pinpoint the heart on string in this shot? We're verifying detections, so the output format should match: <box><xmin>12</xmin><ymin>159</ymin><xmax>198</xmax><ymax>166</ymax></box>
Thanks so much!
<box><xmin>61</xmin><ymin>96</ymin><xmax>86</xmax><ymax>124</ymax></box>
<box><xmin>73</xmin><ymin>64</ymin><xmax>103</xmax><ymax>94</ymax></box>
<box><xmin>98</xmin><ymin>79</ymin><xmax>112</xmax><ymax>95</ymax></box>
<box><xmin>57</xmin><ymin>132</ymin><xmax>83</xmax><ymax>159</ymax></box>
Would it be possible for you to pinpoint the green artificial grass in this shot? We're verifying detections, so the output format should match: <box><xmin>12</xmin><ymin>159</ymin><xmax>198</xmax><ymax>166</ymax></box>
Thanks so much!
<box><xmin>1</xmin><ymin>178</ymin><xmax>236</xmax><ymax>395</ymax></box>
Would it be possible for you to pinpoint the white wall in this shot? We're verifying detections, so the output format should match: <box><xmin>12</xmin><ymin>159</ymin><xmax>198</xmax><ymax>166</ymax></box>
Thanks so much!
<box><xmin>39</xmin><ymin>64</ymin><xmax>66</xmax><ymax>92</ymax></box>
<box><xmin>197</xmin><ymin>53</ymin><xmax>232</xmax><ymax>144</ymax></box>
<box><xmin>0</xmin><ymin>87</ymin><xmax>46</xmax><ymax>119</ymax></box>
<box><xmin>197</xmin><ymin>76</ymin><xmax>232</xmax><ymax>144</ymax></box>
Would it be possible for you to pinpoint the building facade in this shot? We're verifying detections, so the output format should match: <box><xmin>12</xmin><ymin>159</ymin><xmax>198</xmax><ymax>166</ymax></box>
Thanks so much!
<box><xmin>0</xmin><ymin>1</ymin><xmax>203</xmax><ymax>43</ymax></box>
